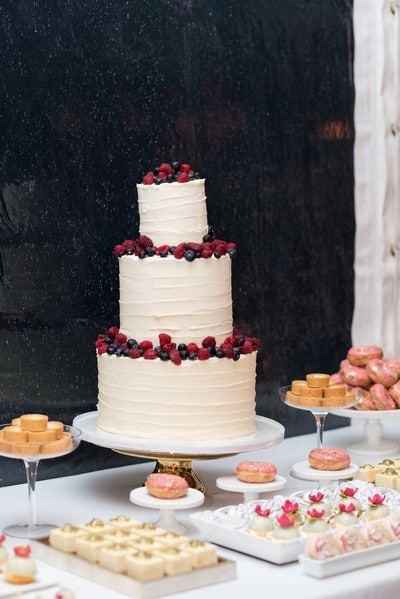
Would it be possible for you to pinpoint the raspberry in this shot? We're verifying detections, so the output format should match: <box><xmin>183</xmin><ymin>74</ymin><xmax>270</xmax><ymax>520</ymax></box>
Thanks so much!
<box><xmin>248</xmin><ymin>337</ymin><xmax>261</xmax><ymax>350</ymax></box>
<box><xmin>138</xmin><ymin>235</ymin><xmax>153</xmax><ymax>249</ymax></box>
<box><xmin>140</xmin><ymin>340</ymin><xmax>153</xmax><ymax>351</ymax></box>
<box><xmin>114</xmin><ymin>244</ymin><xmax>125</xmax><ymax>258</ymax></box>
<box><xmin>156</xmin><ymin>245</ymin><xmax>170</xmax><ymax>255</ymax></box>
<box><xmin>115</xmin><ymin>332</ymin><xmax>127</xmax><ymax>345</ymax></box>
<box><xmin>159</xmin><ymin>333</ymin><xmax>172</xmax><ymax>346</ymax></box>
<box><xmin>186</xmin><ymin>342</ymin><xmax>199</xmax><ymax>354</ymax></box>
<box><xmin>159</xmin><ymin>162</ymin><xmax>175</xmax><ymax>175</ymax></box>
<box><xmin>169</xmin><ymin>349</ymin><xmax>182</xmax><ymax>365</ymax></box>
<box><xmin>220</xmin><ymin>343</ymin><xmax>234</xmax><ymax>358</ymax></box>
<box><xmin>107</xmin><ymin>326</ymin><xmax>119</xmax><ymax>339</ymax></box>
<box><xmin>240</xmin><ymin>340</ymin><xmax>254</xmax><ymax>354</ymax></box>
<box><xmin>186</xmin><ymin>242</ymin><xmax>202</xmax><ymax>253</ymax></box>
<box><xmin>128</xmin><ymin>348</ymin><xmax>142</xmax><ymax>359</ymax></box>
<box><xmin>123</xmin><ymin>239</ymin><xmax>135</xmax><ymax>248</ymax></box>
<box><xmin>162</xmin><ymin>342</ymin><xmax>176</xmax><ymax>353</ymax></box>
<box><xmin>202</xmin><ymin>336</ymin><xmax>216</xmax><ymax>348</ymax></box>
<box><xmin>177</xmin><ymin>172</ymin><xmax>190</xmax><ymax>183</ymax></box>
<box><xmin>143</xmin><ymin>349</ymin><xmax>158</xmax><ymax>360</ymax></box>
<box><xmin>226</xmin><ymin>242</ymin><xmax>237</xmax><ymax>250</ymax></box>
<box><xmin>223</xmin><ymin>336</ymin><xmax>237</xmax><ymax>346</ymax></box>
<box><xmin>198</xmin><ymin>348</ymin><xmax>210</xmax><ymax>360</ymax></box>
<box><xmin>143</xmin><ymin>172</ymin><xmax>154</xmax><ymax>185</ymax></box>
<box><xmin>173</xmin><ymin>245</ymin><xmax>185</xmax><ymax>259</ymax></box>
<box><xmin>97</xmin><ymin>343</ymin><xmax>109</xmax><ymax>355</ymax></box>
<box><xmin>180</xmin><ymin>163</ymin><xmax>191</xmax><ymax>173</ymax></box>
<box><xmin>201</xmin><ymin>248</ymin><xmax>213</xmax><ymax>259</ymax></box>
<box><xmin>214</xmin><ymin>244</ymin><xmax>227</xmax><ymax>256</ymax></box>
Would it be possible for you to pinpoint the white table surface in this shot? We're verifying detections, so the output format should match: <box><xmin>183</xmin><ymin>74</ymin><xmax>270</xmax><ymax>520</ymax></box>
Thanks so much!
<box><xmin>1</xmin><ymin>415</ymin><xmax>400</xmax><ymax>599</ymax></box>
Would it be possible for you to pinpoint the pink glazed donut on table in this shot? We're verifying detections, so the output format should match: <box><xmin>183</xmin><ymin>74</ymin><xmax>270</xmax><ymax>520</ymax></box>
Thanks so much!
<box><xmin>145</xmin><ymin>473</ymin><xmax>189</xmax><ymax>499</ymax></box>
<box><xmin>347</xmin><ymin>345</ymin><xmax>384</xmax><ymax>367</ymax></box>
<box><xmin>352</xmin><ymin>387</ymin><xmax>375</xmax><ymax>410</ymax></box>
<box><xmin>370</xmin><ymin>383</ymin><xmax>396</xmax><ymax>410</ymax></box>
<box><xmin>308</xmin><ymin>448</ymin><xmax>351</xmax><ymax>471</ymax></box>
<box><xmin>340</xmin><ymin>360</ymin><xmax>371</xmax><ymax>388</ymax></box>
<box><xmin>366</xmin><ymin>359</ymin><xmax>398</xmax><ymax>388</ymax></box>
<box><xmin>236</xmin><ymin>461</ymin><xmax>277</xmax><ymax>483</ymax></box>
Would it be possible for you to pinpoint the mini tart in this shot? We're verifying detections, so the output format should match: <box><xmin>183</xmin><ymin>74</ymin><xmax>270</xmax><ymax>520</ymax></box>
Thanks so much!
<box><xmin>306</xmin><ymin>373</ymin><xmax>330</xmax><ymax>388</ymax></box>
<box><xmin>321</xmin><ymin>396</ymin><xmax>346</xmax><ymax>408</ymax></box>
<box><xmin>20</xmin><ymin>414</ymin><xmax>48</xmax><ymax>432</ymax></box>
<box><xmin>3</xmin><ymin>426</ymin><xmax>28</xmax><ymax>442</ymax></box>
<box><xmin>323</xmin><ymin>384</ymin><xmax>346</xmax><ymax>398</ymax></box>
<box><xmin>47</xmin><ymin>421</ymin><xmax>64</xmax><ymax>439</ymax></box>
<box><xmin>28</xmin><ymin>429</ymin><xmax>57</xmax><ymax>443</ymax></box>
<box><xmin>285</xmin><ymin>390</ymin><xmax>299</xmax><ymax>405</ymax></box>
<box><xmin>3</xmin><ymin>553</ymin><xmax>37</xmax><ymax>585</ymax></box>
<box><xmin>299</xmin><ymin>386</ymin><xmax>323</xmax><ymax>398</ymax></box>
<box><xmin>375</xmin><ymin>468</ymin><xmax>400</xmax><ymax>489</ymax></box>
<box><xmin>11</xmin><ymin>441</ymin><xmax>41</xmax><ymax>456</ymax></box>
<box><xmin>291</xmin><ymin>380</ymin><xmax>307</xmax><ymax>395</ymax></box>
<box><xmin>39</xmin><ymin>432</ymin><xmax>72</xmax><ymax>455</ymax></box>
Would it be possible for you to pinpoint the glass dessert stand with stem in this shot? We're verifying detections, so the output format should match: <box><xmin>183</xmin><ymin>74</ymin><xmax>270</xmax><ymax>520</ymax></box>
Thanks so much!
<box><xmin>73</xmin><ymin>412</ymin><xmax>285</xmax><ymax>494</ymax></box>
<box><xmin>278</xmin><ymin>386</ymin><xmax>359</xmax><ymax>486</ymax></box>
<box><xmin>0</xmin><ymin>424</ymin><xmax>81</xmax><ymax>539</ymax></box>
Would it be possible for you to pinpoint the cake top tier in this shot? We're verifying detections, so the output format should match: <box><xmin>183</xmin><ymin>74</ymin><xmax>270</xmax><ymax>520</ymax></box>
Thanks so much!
<box><xmin>137</xmin><ymin>162</ymin><xmax>208</xmax><ymax>246</ymax></box>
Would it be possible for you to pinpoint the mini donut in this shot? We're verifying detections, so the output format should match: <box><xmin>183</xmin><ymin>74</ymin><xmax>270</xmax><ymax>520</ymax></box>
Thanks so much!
<box><xmin>236</xmin><ymin>461</ymin><xmax>277</xmax><ymax>483</ymax></box>
<box><xmin>366</xmin><ymin>359</ymin><xmax>398</xmax><ymax>388</ymax></box>
<box><xmin>389</xmin><ymin>381</ymin><xmax>400</xmax><ymax>408</ymax></box>
<box><xmin>306</xmin><ymin>373</ymin><xmax>330</xmax><ymax>388</ymax></box>
<box><xmin>340</xmin><ymin>360</ymin><xmax>371</xmax><ymax>388</ymax></box>
<box><xmin>352</xmin><ymin>387</ymin><xmax>375</xmax><ymax>410</ymax></box>
<box><xmin>370</xmin><ymin>383</ymin><xmax>396</xmax><ymax>410</ymax></box>
<box><xmin>385</xmin><ymin>358</ymin><xmax>400</xmax><ymax>377</ymax></box>
<box><xmin>347</xmin><ymin>345</ymin><xmax>384</xmax><ymax>367</ymax></box>
<box><xmin>145</xmin><ymin>473</ymin><xmax>188</xmax><ymax>499</ymax></box>
<box><xmin>308</xmin><ymin>447</ymin><xmax>351</xmax><ymax>471</ymax></box>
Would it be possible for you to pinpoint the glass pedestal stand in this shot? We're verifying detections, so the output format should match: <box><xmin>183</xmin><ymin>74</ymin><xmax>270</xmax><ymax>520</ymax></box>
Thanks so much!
<box><xmin>73</xmin><ymin>412</ymin><xmax>285</xmax><ymax>494</ymax></box>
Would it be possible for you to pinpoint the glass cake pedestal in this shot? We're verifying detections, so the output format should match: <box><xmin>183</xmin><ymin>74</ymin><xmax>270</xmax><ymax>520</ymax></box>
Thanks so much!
<box><xmin>73</xmin><ymin>412</ymin><xmax>285</xmax><ymax>494</ymax></box>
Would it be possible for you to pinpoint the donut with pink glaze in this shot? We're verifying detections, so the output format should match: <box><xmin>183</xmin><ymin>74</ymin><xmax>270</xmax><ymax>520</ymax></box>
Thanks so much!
<box><xmin>329</xmin><ymin>372</ymin><xmax>343</xmax><ymax>386</ymax></box>
<box><xmin>384</xmin><ymin>358</ymin><xmax>400</xmax><ymax>377</ymax></box>
<box><xmin>236</xmin><ymin>461</ymin><xmax>277</xmax><ymax>483</ymax></box>
<box><xmin>352</xmin><ymin>387</ymin><xmax>375</xmax><ymax>410</ymax></box>
<box><xmin>370</xmin><ymin>384</ymin><xmax>396</xmax><ymax>410</ymax></box>
<box><xmin>347</xmin><ymin>345</ymin><xmax>384</xmax><ymax>367</ymax></box>
<box><xmin>389</xmin><ymin>381</ymin><xmax>400</xmax><ymax>408</ymax></box>
<box><xmin>145</xmin><ymin>473</ymin><xmax>188</xmax><ymax>499</ymax></box>
<box><xmin>366</xmin><ymin>359</ymin><xmax>398</xmax><ymax>388</ymax></box>
<box><xmin>308</xmin><ymin>447</ymin><xmax>351</xmax><ymax>471</ymax></box>
<box><xmin>340</xmin><ymin>360</ymin><xmax>371</xmax><ymax>388</ymax></box>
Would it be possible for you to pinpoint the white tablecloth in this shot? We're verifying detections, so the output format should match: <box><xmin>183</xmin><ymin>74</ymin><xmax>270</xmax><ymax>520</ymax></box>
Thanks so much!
<box><xmin>1</xmin><ymin>416</ymin><xmax>400</xmax><ymax>599</ymax></box>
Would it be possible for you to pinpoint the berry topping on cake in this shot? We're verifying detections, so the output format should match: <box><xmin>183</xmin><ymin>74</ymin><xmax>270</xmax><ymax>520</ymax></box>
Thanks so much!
<box><xmin>141</xmin><ymin>161</ymin><xmax>200</xmax><ymax>185</ymax></box>
<box><xmin>14</xmin><ymin>545</ymin><xmax>31</xmax><ymax>557</ymax></box>
<box><xmin>96</xmin><ymin>329</ymin><xmax>260</xmax><ymax>365</ymax></box>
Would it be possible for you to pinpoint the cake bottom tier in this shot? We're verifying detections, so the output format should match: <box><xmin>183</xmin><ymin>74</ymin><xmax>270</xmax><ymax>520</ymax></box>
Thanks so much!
<box><xmin>97</xmin><ymin>353</ymin><xmax>257</xmax><ymax>441</ymax></box>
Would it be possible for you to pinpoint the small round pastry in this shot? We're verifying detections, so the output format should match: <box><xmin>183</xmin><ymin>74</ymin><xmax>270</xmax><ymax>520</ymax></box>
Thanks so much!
<box><xmin>3</xmin><ymin>545</ymin><xmax>37</xmax><ymax>584</ymax></box>
<box><xmin>370</xmin><ymin>383</ymin><xmax>396</xmax><ymax>410</ymax></box>
<box><xmin>305</xmin><ymin>533</ymin><xmax>343</xmax><ymax>560</ymax></box>
<box><xmin>271</xmin><ymin>514</ymin><xmax>299</xmax><ymax>541</ymax></box>
<box><xmin>236</xmin><ymin>461</ymin><xmax>277</xmax><ymax>483</ymax></box>
<box><xmin>340</xmin><ymin>360</ymin><xmax>371</xmax><ymax>388</ymax></box>
<box><xmin>306</xmin><ymin>373</ymin><xmax>330</xmax><ymax>388</ymax></box>
<box><xmin>247</xmin><ymin>505</ymin><xmax>274</xmax><ymax>536</ymax></box>
<box><xmin>362</xmin><ymin>493</ymin><xmax>391</xmax><ymax>521</ymax></box>
<box><xmin>366</xmin><ymin>359</ymin><xmax>398</xmax><ymax>388</ymax></box>
<box><xmin>347</xmin><ymin>345</ymin><xmax>384</xmax><ymax>367</ymax></box>
<box><xmin>331</xmin><ymin>503</ymin><xmax>359</xmax><ymax>528</ymax></box>
<box><xmin>302</xmin><ymin>508</ymin><xmax>329</xmax><ymax>535</ymax></box>
<box><xmin>145</xmin><ymin>473</ymin><xmax>188</xmax><ymax>499</ymax></box>
<box><xmin>307</xmin><ymin>492</ymin><xmax>331</xmax><ymax>516</ymax></box>
<box><xmin>308</xmin><ymin>447</ymin><xmax>351</xmax><ymax>471</ymax></box>
<box><xmin>334</xmin><ymin>527</ymin><xmax>368</xmax><ymax>553</ymax></box>
<box><xmin>20</xmin><ymin>413</ymin><xmax>48</xmax><ymax>432</ymax></box>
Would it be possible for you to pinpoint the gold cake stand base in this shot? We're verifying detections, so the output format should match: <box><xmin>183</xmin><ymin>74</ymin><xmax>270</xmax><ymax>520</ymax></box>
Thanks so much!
<box><xmin>114</xmin><ymin>449</ymin><xmax>236</xmax><ymax>493</ymax></box>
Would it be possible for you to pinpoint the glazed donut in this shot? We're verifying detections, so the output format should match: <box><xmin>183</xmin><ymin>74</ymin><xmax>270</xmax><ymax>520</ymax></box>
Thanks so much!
<box><xmin>352</xmin><ymin>387</ymin><xmax>375</xmax><ymax>410</ymax></box>
<box><xmin>389</xmin><ymin>381</ymin><xmax>400</xmax><ymax>408</ymax></box>
<box><xmin>329</xmin><ymin>372</ymin><xmax>343</xmax><ymax>386</ymax></box>
<box><xmin>370</xmin><ymin>383</ymin><xmax>396</xmax><ymax>410</ymax></box>
<box><xmin>340</xmin><ymin>360</ymin><xmax>371</xmax><ymax>388</ymax></box>
<box><xmin>236</xmin><ymin>461</ymin><xmax>277</xmax><ymax>483</ymax></box>
<box><xmin>308</xmin><ymin>447</ymin><xmax>351</xmax><ymax>471</ymax></box>
<box><xmin>347</xmin><ymin>345</ymin><xmax>384</xmax><ymax>367</ymax></box>
<box><xmin>144</xmin><ymin>473</ymin><xmax>188</xmax><ymax>499</ymax></box>
<box><xmin>385</xmin><ymin>358</ymin><xmax>400</xmax><ymax>377</ymax></box>
<box><xmin>366</xmin><ymin>359</ymin><xmax>398</xmax><ymax>388</ymax></box>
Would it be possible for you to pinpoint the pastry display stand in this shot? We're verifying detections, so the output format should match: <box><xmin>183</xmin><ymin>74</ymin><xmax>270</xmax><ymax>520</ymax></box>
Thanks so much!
<box><xmin>73</xmin><ymin>412</ymin><xmax>285</xmax><ymax>494</ymax></box>
<box><xmin>331</xmin><ymin>408</ymin><xmax>400</xmax><ymax>456</ymax></box>
<box><xmin>279</xmin><ymin>386</ymin><xmax>355</xmax><ymax>449</ymax></box>
<box><xmin>129</xmin><ymin>487</ymin><xmax>205</xmax><ymax>534</ymax></box>
<box><xmin>290</xmin><ymin>461</ymin><xmax>359</xmax><ymax>488</ymax></box>
<box><xmin>215</xmin><ymin>474</ymin><xmax>287</xmax><ymax>502</ymax></box>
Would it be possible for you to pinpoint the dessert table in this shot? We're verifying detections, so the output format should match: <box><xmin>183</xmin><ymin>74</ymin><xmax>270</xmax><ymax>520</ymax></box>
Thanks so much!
<box><xmin>0</xmin><ymin>416</ymin><xmax>399</xmax><ymax>599</ymax></box>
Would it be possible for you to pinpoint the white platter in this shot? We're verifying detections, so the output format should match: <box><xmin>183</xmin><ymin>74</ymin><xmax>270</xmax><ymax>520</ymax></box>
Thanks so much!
<box><xmin>191</xmin><ymin>481</ymin><xmax>400</xmax><ymax>565</ymax></box>
<box><xmin>73</xmin><ymin>412</ymin><xmax>285</xmax><ymax>456</ymax></box>
<box><xmin>299</xmin><ymin>540</ymin><xmax>400</xmax><ymax>578</ymax></box>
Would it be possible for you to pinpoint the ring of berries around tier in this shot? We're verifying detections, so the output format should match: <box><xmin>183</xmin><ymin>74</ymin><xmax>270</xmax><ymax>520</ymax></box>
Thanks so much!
<box><xmin>142</xmin><ymin>161</ymin><xmax>201</xmax><ymax>185</ymax></box>
<box><xmin>114</xmin><ymin>234</ymin><xmax>237</xmax><ymax>260</ymax></box>
<box><xmin>96</xmin><ymin>330</ymin><xmax>260</xmax><ymax>366</ymax></box>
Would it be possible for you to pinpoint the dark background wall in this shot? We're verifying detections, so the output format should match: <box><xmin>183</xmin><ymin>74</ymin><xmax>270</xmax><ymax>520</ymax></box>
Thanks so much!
<box><xmin>0</xmin><ymin>0</ymin><xmax>354</xmax><ymax>485</ymax></box>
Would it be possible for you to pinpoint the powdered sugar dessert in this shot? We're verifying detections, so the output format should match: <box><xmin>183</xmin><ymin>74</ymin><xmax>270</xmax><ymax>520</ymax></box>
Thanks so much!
<box><xmin>96</xmin><ymin>162</ymin><xmax>259</xmax><ymax>441</ymax></box>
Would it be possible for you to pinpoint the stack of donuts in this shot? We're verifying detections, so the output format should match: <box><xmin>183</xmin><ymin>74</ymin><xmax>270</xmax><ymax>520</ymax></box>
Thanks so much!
<box><xmin>330</xmin><ymin>345</ymin><xmax>400</xmax><ymax>411</ymax></box>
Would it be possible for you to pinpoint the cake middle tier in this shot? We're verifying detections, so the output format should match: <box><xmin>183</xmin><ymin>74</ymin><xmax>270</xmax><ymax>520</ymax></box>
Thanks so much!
<box><xmin>119</xmin><ymin>254</ymin><xmax>233</xmax><ymax>345</ymax></box>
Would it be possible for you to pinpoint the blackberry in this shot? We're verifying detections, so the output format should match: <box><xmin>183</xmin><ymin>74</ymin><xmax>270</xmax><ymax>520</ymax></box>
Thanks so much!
<box><xmin>184</xmin><ymin>249</ymin><xmax>196</xmax><ymax>262</ymax></box>
<box><xmin>107</xmin><ymin>343</ymin><xmax>118</xmax><ymax>354</ymax></box>
<box><xmin>195</xmin><ymin>251</ymin><xmax>202</xmax><ymax>258</ymax></box>
<box><xmin>153</xmin><ymin>167</ymin><xmax>160</xmax><ymax>175</ymax></box>
<box><xmin>208</xmin><ymin>346</ymin><xmax>217</xmax><ymax>356</ymax></box>
<box><xmin>126</xmin><ymin>248</ymin><xmax>134</xmax><ymax>255</ymax></box>
<box><xmin>127</xmin><ymin>339</ymin><xmax>138</xmax><ymax>349</ymax></box>
<box><xmin>203</xmin><ymin>233</ymin><xmax>214</xmax><ymax>243</ymax></box>
<box><xmin>177</xmin><ymin>343</ymin><xmax>187</xmax><ymax>351</ymax></box>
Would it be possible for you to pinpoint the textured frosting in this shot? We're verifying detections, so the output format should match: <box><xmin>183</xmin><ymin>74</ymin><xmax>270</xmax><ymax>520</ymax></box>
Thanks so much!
<box><xmin>137</xmin><ymin>179</ymin><xmax>208</xmax><ymax>246</ymax></box>
<box><xmin>119</xmin><ymin>254</ymin><xmax>233</xmax><ymax>345</ymax></box>
<box><xmin>97</xmin><ymin>352</ymin><xmax>257</xmax><ymax>440</ymax></box>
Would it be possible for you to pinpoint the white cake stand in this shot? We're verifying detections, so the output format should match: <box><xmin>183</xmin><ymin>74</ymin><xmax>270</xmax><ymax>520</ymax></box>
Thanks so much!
<box><xmin>331</xmin><ymin>408</ymin><xmax>400</xmax><ymax>456</ymax></box>
<box><xmin>129</xmin><ymin>487</ymin><xmax>204</xmax><ymax>534</ymax></box>
<box><xmin>73</xmin><ymin>412</ymin><xmax>285</xmax><ymax>493</ymax></box>
<box><xmin>290</xmin><ymin>461</ymin><xmax>359</xmax><ymax>488</ymax></box>
<box><xmin>215</xmin><ymin>474</ymin><xmax>287</xmax><ymax>502</ymax></box>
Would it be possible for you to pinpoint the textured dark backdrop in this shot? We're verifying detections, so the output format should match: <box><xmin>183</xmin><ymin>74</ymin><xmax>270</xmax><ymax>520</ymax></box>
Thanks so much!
<box><xmin>0</xmin><ymin>0</ymin><xmax>354</xmax><ymax>485</ymax></box>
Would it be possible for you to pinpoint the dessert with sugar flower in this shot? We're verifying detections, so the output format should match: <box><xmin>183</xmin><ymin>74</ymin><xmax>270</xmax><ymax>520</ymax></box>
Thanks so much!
<box><xmin>95</xmin><ymin>162</ymin><xmax>260</xmax><ymax>441</ymax></box>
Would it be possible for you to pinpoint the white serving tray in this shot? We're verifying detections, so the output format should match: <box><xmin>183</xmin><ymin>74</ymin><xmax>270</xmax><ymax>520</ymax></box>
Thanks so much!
<box><xmin>191</xmin><ymin>481</ymin><xmax>400</xmax><ymax>565</ymax></box>
<box><xmin>299</xmin><ymin>540</ymin><xmax>400</xmax><ymax>578</ymax></box>
<box><xmin>31</xmin><ymin>538</ymin><xmax>236</xmax><ymax>599</ymax></box>
<box><xmin>0</xmin><ymin>576</ymin><xmax>57</xmax><ymax>598</ymax></box>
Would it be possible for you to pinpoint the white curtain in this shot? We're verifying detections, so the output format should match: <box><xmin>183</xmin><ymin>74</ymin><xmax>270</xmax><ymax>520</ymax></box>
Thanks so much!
<box><xmin>352</xmin><ymin>0</ymin><xmax>400</xmax><ymax>357</ymax></box>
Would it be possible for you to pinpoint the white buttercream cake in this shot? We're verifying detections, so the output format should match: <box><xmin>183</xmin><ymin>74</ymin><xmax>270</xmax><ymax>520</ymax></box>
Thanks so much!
<box><xmin>96</xmin><ymin>162</ymin><xmax>259</xmax><ymax>441</ymax></box>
